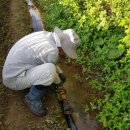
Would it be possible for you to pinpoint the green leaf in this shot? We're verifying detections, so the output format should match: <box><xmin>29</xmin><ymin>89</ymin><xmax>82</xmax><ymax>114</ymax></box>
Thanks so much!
<box><xmin>94</xmin><ymin>37</ymin><xmax>104</xmax><ymax>45</ymax></box>
<box><xmin>108</xmin><ymin>44</ymin><xmax>125</xmax><ymax>59</ymax></box>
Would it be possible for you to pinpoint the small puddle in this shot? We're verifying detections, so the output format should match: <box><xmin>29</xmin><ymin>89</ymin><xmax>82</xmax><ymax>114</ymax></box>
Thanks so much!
<box><xmin>26</xmin><ymin>0</ymin><xmax>44</xmax><ymax>32</ymax></box>
<box><xmin>60</xmin><ymin>64</ymin><xmax>103</xmax><ymax>130</ymax></box>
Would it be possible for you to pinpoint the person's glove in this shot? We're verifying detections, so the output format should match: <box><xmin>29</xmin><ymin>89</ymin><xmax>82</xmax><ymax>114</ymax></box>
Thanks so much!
<box><xmin>58</xmin><ymin>73</ymin><xmax>66</xmax><ymax>85</ymax></box>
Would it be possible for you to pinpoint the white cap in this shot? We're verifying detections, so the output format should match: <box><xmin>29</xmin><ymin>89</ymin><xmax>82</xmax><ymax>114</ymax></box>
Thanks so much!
<box><xmin>54</xmin><ymin>27</ymin><xmax>81</xmax><ymax>59</ymax></box>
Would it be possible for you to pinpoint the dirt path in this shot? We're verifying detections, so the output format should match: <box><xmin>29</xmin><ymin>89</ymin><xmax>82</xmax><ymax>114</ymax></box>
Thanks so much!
<box><xmin>8</xmin><ymin>0</ymin><xmax>31</xmax><ymax>44</ymax></box>
<box><xmin>0</xmin><ymin>0</ymin><xmax>66</xmax><ymax>130</ymax></box>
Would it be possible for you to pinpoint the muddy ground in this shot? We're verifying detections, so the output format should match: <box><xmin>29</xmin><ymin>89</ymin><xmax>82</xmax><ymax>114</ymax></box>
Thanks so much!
<box><xmin>0</xmin><ymin>0</ymin><xmax>104</xmax><ymax>130</ymax></box>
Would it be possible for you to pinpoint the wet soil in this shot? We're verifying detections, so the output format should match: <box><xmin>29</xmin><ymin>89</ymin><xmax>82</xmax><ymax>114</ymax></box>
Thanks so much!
<box><xmin>60</xmin><ymin>63</ymin><xmax>104</xmax><ymax>130</ymax></box>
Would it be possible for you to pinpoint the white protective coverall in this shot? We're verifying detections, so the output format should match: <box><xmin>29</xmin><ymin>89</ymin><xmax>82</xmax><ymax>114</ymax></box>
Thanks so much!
<box><xmin>2</xmin><ymin>31</ymin><xmax>61</xmax><ymax>90</ymax></box>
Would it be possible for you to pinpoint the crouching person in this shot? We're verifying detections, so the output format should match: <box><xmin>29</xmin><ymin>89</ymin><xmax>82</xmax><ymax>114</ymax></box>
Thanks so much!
<box><xmin>2</xmin><ymin>27</ymin><xmax>80</xmax><ymax>116</ymax></box>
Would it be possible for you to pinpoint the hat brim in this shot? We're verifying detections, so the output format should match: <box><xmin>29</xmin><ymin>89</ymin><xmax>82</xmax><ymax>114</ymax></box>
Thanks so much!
<box><xmin>54</xmin><ymin>27</ymin><xmax>78</xmax><ymax>59</ymax></box>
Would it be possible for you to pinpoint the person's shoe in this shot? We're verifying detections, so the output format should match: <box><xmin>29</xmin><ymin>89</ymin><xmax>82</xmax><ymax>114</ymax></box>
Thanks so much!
<box><xmin>24</xmin><ymin>85</ymin><xmax>47</xmax><ymax>116</ymax></box>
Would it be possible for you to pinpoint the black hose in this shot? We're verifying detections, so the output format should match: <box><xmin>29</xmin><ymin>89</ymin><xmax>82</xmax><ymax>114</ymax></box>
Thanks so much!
<box><xmin>55</xmin><ymin>87</ymin><xmax>78</xmax><ymax>130</ymax></box>
<box><xmin>65</xmin><ymin>115</ymin><xmax>78</xmax><ymax>130</ymax></box>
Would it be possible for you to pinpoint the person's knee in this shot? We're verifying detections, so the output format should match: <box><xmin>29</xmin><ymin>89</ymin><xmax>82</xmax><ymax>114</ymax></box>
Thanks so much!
<box><xmin>41</xmin><ymin>63</ymin><xmax>57</xmax><ymax>85</ymax></box>
<box><xmin>46</xmin><ymin>63</ymin><xmax>57</xmax><ymax>78</ymax></box>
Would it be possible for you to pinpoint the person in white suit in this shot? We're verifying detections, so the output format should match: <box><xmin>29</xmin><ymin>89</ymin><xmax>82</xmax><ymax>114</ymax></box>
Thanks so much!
<box><xmin>2</xmin><ymin>27</ymin><xmax>80</xmax><ymax>116</ymax></box>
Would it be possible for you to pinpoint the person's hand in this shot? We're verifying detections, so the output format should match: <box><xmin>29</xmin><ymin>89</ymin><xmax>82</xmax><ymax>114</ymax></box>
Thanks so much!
<box><xmin>51</xmin><ymin>73</ymin><xmax>66</xmax><ymax>90</ymax></box>
<box><xmin>58</xmin><ymin>73</ymin><xmax>66</xmax><ymax>85</ymax></box>
<box><xmin>54</xmin><ymin>66</ymin><xmax>66</xmax><ymax>86</ymax></box>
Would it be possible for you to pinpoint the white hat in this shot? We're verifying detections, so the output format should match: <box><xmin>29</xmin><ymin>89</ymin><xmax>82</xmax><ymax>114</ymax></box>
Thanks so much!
<box><xmin>54</xmin><ymin>27</ymin><xmax>81</xmax><ymax>59</ymax></box>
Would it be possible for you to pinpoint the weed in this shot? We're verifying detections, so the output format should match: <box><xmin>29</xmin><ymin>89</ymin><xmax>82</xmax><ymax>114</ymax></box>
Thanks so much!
<box><xmin>0</xmin><ymin>112</ymin><xmax>4</xmax><ymax>121</ymax></box>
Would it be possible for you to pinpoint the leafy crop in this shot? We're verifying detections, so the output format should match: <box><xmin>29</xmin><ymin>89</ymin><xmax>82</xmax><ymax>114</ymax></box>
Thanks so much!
<box><xmin>35</xmin><ymin>0</ymin><xmax>130</xmax><ymax>129</ymax></box>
